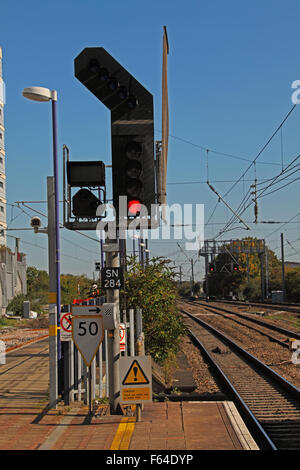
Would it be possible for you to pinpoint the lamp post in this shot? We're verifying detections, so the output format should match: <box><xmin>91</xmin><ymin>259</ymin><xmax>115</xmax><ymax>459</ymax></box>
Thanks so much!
<box><xmin>22</xmin><ymin>87</ymin><xmax>61</xmax><ymax>406</ymax></box>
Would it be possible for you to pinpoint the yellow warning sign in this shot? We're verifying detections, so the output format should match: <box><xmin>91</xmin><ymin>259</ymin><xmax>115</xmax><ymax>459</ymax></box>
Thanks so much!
<box><xmin>122</xmin><ymin>387</ymin><xmax>150</xmax><ymax>401</ymax></box>
<box><xmin>122</xmin><ymin>360</ymin><xmax>150</xmax><ymax>386</ymax></box>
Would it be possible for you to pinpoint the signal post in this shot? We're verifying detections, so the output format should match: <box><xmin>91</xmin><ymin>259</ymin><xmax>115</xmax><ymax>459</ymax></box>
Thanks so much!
<box><xmin>103</xmin><ymin>238</ymin><xmax>121</xmax><ymax>414</ymax></box>
<box><xmin>73</xmin><ymin>47</ymin><xmax>157</xmax><ymax>416</ymax></box>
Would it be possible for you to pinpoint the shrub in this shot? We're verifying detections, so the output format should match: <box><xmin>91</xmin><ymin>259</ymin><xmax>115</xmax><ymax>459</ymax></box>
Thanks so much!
<box><xmin>124</xmin><ymin>256</ymin><xmax>186</xmax><ymax>365</ymax></box>
<box><xmin>6</xmin><ymin>294</ymin><xmax>28</xmax><ymax>316</ymax></box>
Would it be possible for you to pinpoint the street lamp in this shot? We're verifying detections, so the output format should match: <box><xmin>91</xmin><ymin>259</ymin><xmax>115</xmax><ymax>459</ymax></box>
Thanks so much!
<box><xmin>22</xmin><ymin>86</ymin><xmax>61</xmax><ymax>407</ymax></box>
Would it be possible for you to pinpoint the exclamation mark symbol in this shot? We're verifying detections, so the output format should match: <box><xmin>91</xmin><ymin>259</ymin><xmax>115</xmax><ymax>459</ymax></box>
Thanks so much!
<box><xmin>133</xmin><ymin>366</ymin><xmax>138</xmax><ymax>381</ymax></box>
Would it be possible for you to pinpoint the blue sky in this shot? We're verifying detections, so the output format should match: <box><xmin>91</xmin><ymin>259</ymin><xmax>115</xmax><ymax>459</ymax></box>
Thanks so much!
<box><xmin>2</xmin><ymin>0</ymin><xmax>300</xmax><ymax>281</ymax></box>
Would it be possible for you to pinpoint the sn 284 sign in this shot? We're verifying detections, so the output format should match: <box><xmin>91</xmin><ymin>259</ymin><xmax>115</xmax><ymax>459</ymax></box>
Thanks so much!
<box><xmin>101</xmin><ymin>267</ymin><xmax>124</xmax><ymax>290</ymax></box>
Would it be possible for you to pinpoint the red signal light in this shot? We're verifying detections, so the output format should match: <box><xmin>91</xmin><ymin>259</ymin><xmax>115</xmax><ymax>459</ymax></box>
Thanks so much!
<box><xmin>128</xmin><ymin>199</ymin><xmax>142</xmax><ymax>216</ymax></box>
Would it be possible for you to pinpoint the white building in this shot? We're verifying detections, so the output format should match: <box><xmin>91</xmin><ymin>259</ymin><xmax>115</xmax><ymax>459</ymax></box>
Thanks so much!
<box><xmin>0</xmin><ymin>47</ymin><xmax>7</xmax><ymax>245</ymax></box>
<box><xmin>0</xmin><ymin>48</ymin><xmax>27</xmax><ymax>314</ymax></box>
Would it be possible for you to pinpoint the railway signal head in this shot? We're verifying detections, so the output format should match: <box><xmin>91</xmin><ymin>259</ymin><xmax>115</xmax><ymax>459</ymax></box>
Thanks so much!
<box><xmin>209</xmin><ymin>263</ymin><xmax>215</xmax><ymax>273</ymax></box>
<box><xmin>233</xmin><ymin>264</ymin><xmax>239</xmax><ymax>272</ymax></box>
<box><xmin>74</xmin><ymin>48</ymin><xmax>156</xmax><ymax>224</ymax></box>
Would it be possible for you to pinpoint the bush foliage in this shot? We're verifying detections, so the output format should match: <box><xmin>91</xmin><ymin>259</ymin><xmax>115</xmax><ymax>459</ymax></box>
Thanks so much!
<box><xmin>7</xmin><ymin>266</ymin><xmax>93</xmax><ymax>316</ymax></box>
<box><xmin>123</xmin><ymin>256</ymin><xmax>186</xmax><ymax>365</ymax></box>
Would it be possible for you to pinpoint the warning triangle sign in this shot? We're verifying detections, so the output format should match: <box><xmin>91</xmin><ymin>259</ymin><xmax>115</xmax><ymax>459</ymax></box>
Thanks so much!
<box><xmin>122</xmin><ymin>359</ymin><xmax>150</xmax><ymax>385</ymax></box>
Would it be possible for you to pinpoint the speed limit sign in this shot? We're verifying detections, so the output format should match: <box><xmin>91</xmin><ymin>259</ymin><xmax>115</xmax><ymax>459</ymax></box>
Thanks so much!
<box><xmin>72</xmin><ymin>315</ymin><xmax>104</xmax><ymax>367</ymax></box>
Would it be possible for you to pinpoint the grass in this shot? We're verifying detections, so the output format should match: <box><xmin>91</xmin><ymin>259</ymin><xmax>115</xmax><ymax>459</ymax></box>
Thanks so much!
<box><xmin>266</xmin><ymin>312</ymin><xmax>300</xmax><ymax>330</ymax></box>
<box><xmin>0</xmin><ymin>316</ymin><xmax>48</xmax><ymax>329</ymax></box>
<box><xmin>0</xmin><ymin>317</ymin><xmax>24</xmax><ymax>328</ymax></box>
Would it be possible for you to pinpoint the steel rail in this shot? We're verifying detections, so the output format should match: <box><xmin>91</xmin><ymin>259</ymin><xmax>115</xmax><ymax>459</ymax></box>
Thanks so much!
<box><xmin>214</xmin><ymin>298</ymin><xmax>300</xmax><ymax>314</ymax></box>
<box><xmin>181</xmin><ymin>308</ymin><xmax>300</xmax><ymax>450</ymax></box>
<box><xmin>190</xmin><ymin>302</ymin><xmax>288</xmax><ymax>349</ymax></box>
<box><xmin>186</xmin><ymin>327</ymin><xmax>276</xmax><ymax>450</ymax></box>
<box><xmin>195</xmin><ymin>300</ymin><xmax>300</xmax><ymax>340</ymax></box>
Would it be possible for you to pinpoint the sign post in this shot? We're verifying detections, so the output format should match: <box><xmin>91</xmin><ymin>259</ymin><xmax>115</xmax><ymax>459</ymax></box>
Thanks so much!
<box><xmin>104</xmin><ymin>238</ymin><xmax>121</xmax><ymax>414</ymax></box>
<box><xmin>72</xmin><ymin>308</ymin><xmax>104</xmax><ymax>414</ymax></box>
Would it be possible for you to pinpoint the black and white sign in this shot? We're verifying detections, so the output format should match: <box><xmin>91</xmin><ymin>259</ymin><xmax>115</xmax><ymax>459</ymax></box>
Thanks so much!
<box><xmin>72</xmin><ymin>303</ymin><xmax>117</xmax><ymax>330</ymax></box>
<box><xmin>101</xmin><ymin>267</ymin><xmax>124</xmax><ymax>290</ymax></box>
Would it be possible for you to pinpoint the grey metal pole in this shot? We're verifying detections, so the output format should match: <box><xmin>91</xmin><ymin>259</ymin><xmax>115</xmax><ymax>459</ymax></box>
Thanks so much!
<box><xmin>105</xmin><ymin>330</ymin><xmax>109</xmax><ymax>397</ymax></box>
<box><xmin>70</xmin><ymin>340</ymin><xmax>74</xmax><ymax>402</ymax></box>
<box><xmin>63</xmin><ymin>341</ymin><xmax>70</xmax><ymax>406</ymax></box>
<box><xmin>47</xmin><ymin>177</ymin><xmax>58</xmax><ymax>409</ymax></box>
<box><xmin>191</xmin><ymin>258</ymin><xmax>194</xmax><ymax>296</ymax></box>
<box><xmin>136</xmin><ymin>308</ymin><xmax>143</xmax><ymax>339</ymax></box>
<box><xmin>260</xmin><ymin>253</ymin><xmax>265</xmax><ymax>302</ymax></box>
<box><xmin>92</xmin><ymin>357</ymin><xmax>96</xmax><ymax>401</ymax></box>
<box><xmin>140</xmin><ymin>238</ymin><xmax>144</xmax><ymax>268</ymax></box>
<box><xmin>265</xmin><ymin>248</ymin><xmax>269</xmax><ymax>300</ymax></box>
<box><xmin>78</xmin><ymin>350</ymin><xmax>82</xmax><ymax>402</ymax></box>
<box><xmin>51</xmin><ymin>98</ymin><xmax>62</xmax><ymax>394</ymax></box>
<box><xmin>99</xmin><ymin>344</ymin><xmax>103</xmax><ymax>398</ymax></box>
<box><xmin>83</xmin><ymin>362</ymin><xmax>87</xmax><ymax>404</ymax></box>
<box><xmin>281</xmin><ymin>233</ymin><xmax>286</xmax><ymax>302</ymax></box>
<box><xmin>105</xmin><ymin>238</ymin><xmax>120</xmax><ymax>414</ymax></box>
<box><xmin>205</xmin><ymin>242</ymin><xmax>209</xmax><ymax>301</ymax></box>
<box><xmin>129</xmin><ymin>309</ymin><xmax>135</xmax><ymax>356</ymax></box>
<box><xmin>88</xmin><ymin>366</ymin><xmax>92</xmax><ymax>414</ymax></box>
<box><xmin>145</xmin><ymin>239</ymin><xmax>149</xmax><ymax>266</ymax></box>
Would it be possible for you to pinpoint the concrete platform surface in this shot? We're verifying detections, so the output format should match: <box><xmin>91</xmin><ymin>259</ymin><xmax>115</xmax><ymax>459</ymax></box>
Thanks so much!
<box><xmin>0</xmin><ymin>336</ymin><xmax>259</xmax><ymax>451</ymax></box>
<box><xmin>35</xmin><ymin>401</ymin><xmax>259</xmax><ymax>451</ymax></box>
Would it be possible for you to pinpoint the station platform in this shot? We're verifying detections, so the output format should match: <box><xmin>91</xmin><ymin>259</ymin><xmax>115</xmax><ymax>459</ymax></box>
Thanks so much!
<box><xmin>0</xmin><ymin>336</ymin><xmax>259</xmax><ymax>451</ymax></box>
<box><xmin>0</xmin><ymin>399</ymin><xmax>259</xmax><ymax>451</ymax></box>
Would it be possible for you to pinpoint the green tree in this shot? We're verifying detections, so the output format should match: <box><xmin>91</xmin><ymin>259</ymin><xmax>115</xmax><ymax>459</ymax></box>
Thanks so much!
<box><xmin>286</xmin><ymin>268</ymin><xmax>300</xmax><ymax>302</ymax></box>
<box><xmin>7</xmin><ymin>267</ymin><xmax>94</xmax><ymax>315</ymax></box>
<box><xmin>27</xmin><ymin>266</ymin><xmax>49</xmax><ymax>296</ymax></box>
<box><xmin>204</xmin><ymin>237</ymin><xmax>281</xmax><ymax>300</ymax></box>
<box><xmin>124</xmin><ymin>256</ymin><xmax>186</xmax><ymax>365</ymax></box>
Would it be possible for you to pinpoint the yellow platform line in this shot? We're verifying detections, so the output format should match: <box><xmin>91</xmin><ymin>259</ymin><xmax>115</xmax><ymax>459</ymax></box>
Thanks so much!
<box><xmin>110</xmin><ymin>417</ymin><xmax>136</xmax><ymax>450</ymax></box>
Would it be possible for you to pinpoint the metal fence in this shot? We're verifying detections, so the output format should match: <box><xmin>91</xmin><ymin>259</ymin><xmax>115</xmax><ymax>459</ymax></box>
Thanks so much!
<box><xmin>61</xmin><ymin>306</ymin><xmax>144</xmax><ymax>407</ymax></box>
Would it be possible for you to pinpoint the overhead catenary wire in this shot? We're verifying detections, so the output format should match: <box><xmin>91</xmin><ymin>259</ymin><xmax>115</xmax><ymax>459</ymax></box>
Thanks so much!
<box><xmin>6</xmin><ymin>233</ymin><xmax>94</xmax><ymax>266</ymax></box>
<box><xmin>160</xmin><ymin>131</ymin><xmax>284</xmax><ymax>166</ymax></box>
<box><xmin>209</xmin><ymin>104</ymin><xmax>298</xmax><ymax>239</ymax></box>
<box><xmin>222</xmin><ymin>104</ymin><xmax>297</xmax><ymax>200</ymax></box>
<box><xmin>212</xmin><ymin>150</ymin><xmax>300</xmax><ymax>239</ymax></box>
<box><xmin>221</xmin><ymin>158</ymin><xmax>300</xmax><ymax>235</ymax></box>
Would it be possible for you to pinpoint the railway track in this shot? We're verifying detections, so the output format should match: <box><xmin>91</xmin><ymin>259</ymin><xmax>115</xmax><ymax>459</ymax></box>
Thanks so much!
<box><xmin>181</xmin><ymin>307</ymin><xmax>300</xmax><ymax>450</ymax></box>
<box><xmin>188</xmin><ymin>300</ymin><xmax>300</xmax><ymax>349</ymax></box>
<box><xmin>214</xmin><ymin>298</ymin><xmax>300</xmax><ymax>314</ymax></box>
